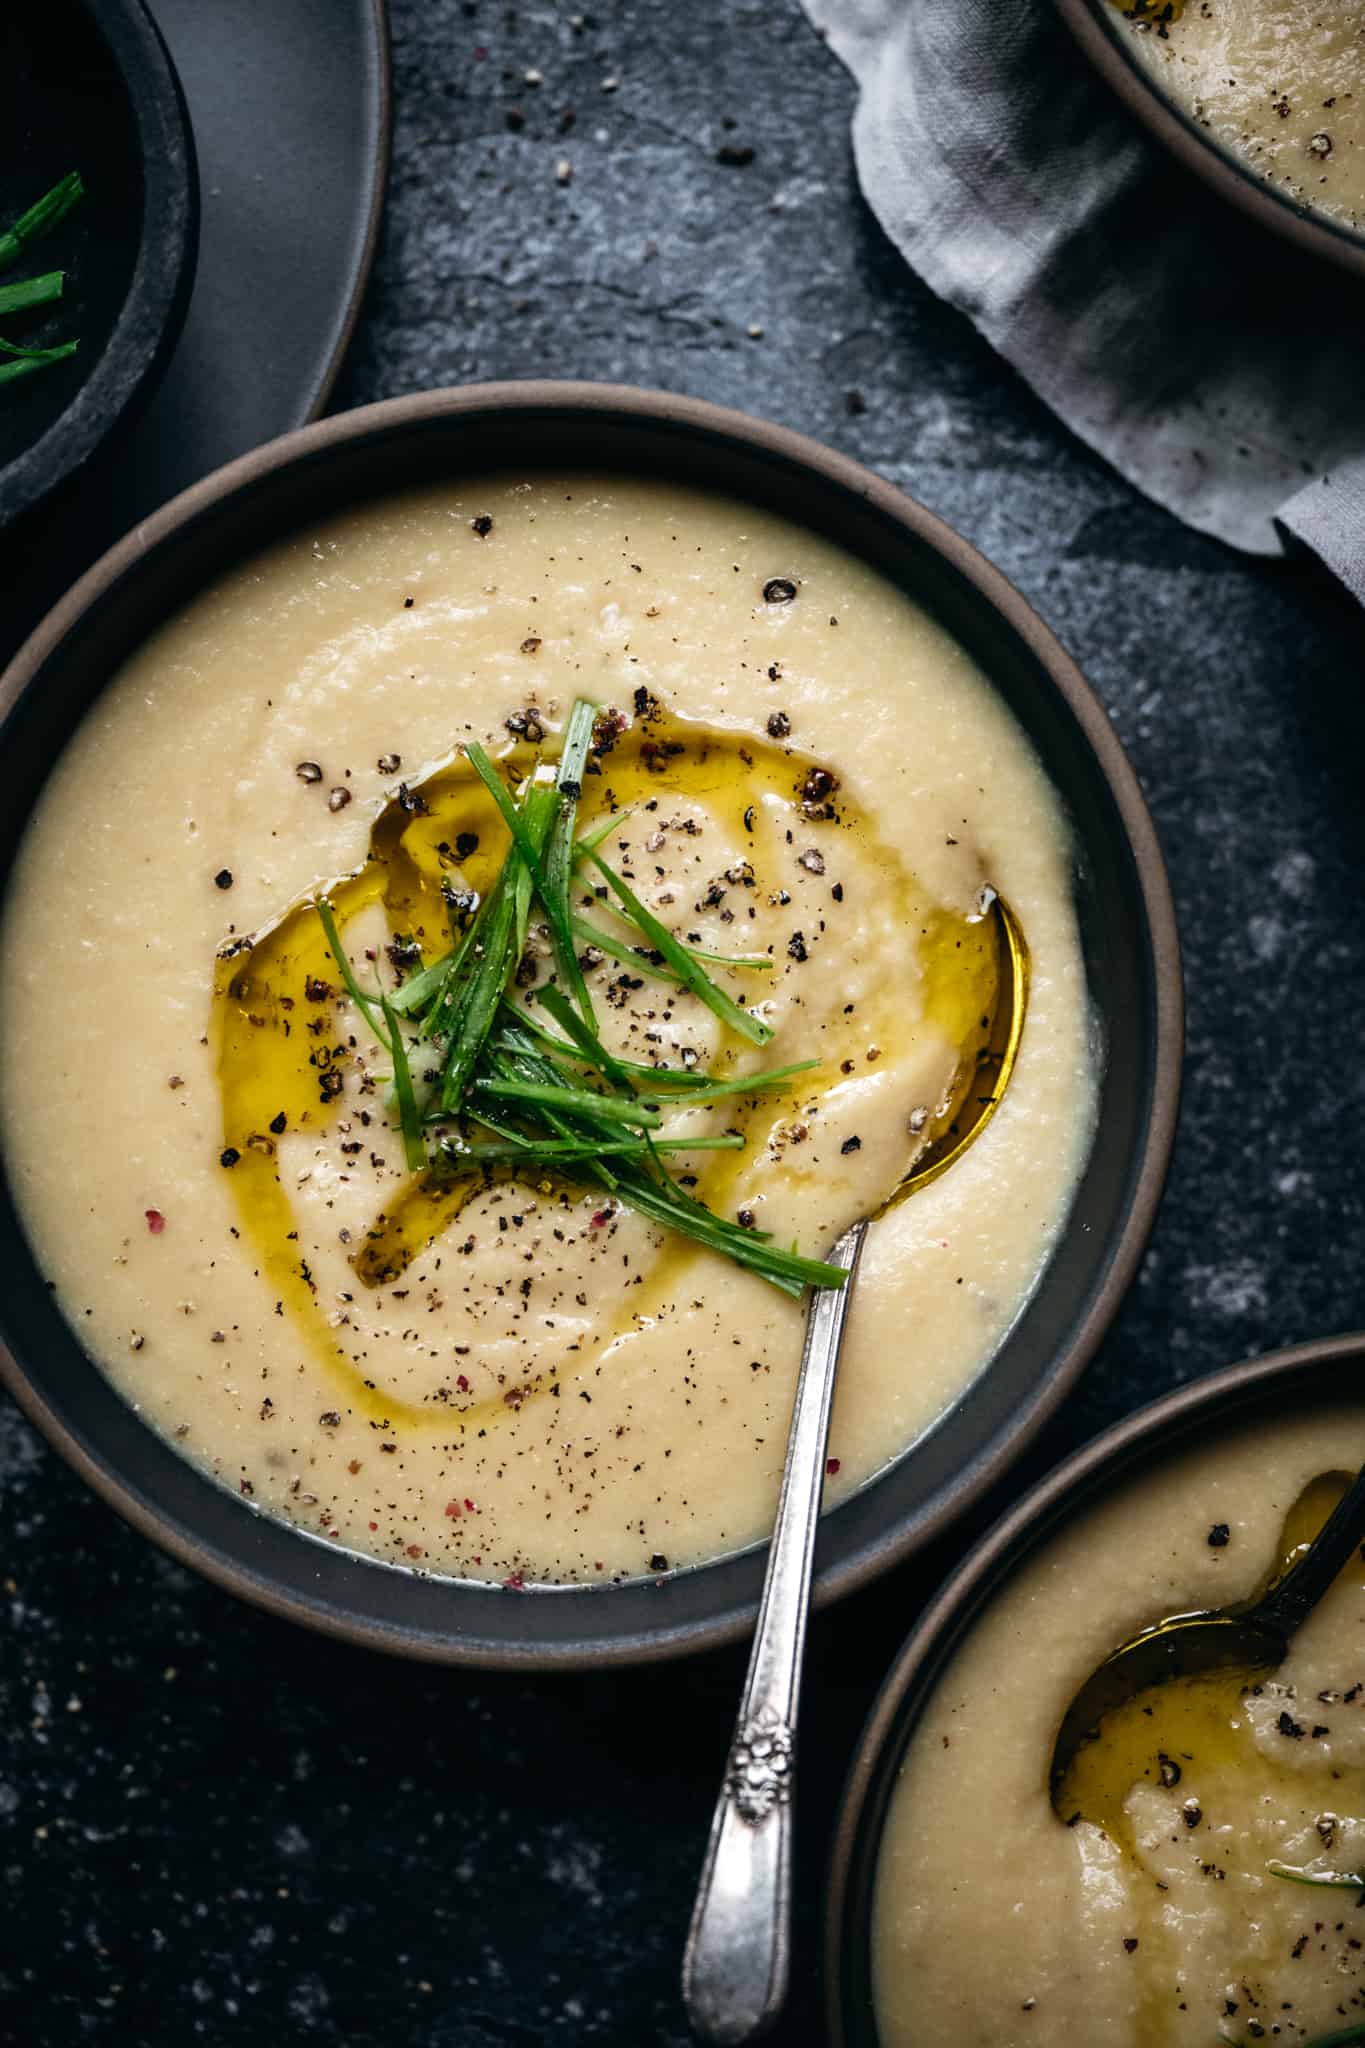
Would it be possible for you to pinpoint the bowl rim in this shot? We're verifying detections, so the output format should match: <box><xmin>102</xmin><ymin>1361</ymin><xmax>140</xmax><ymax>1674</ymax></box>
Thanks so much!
<box><xmin>303</xmin><ymin>0</ymin><xmax>392</xmax><ymax>426</ymax></box>
<box><xmin>0</xmin><ymin>380</ymin><xmax>1183</xmax><ymax>1664</ymax></box>
<box><xmin>824</xmin><ymin>1329</ymin><xmax>1365</xmax><ymax>2046</ymax></box>
<box><xmin>1</xmin><ymin>0</ymin><xmax>201</xmax><ymax>526</ymax></box>
<box><xmin>1054</xmin><ymin>0</ymin><xmax>1365</xmax><ymax>281</ymax></box>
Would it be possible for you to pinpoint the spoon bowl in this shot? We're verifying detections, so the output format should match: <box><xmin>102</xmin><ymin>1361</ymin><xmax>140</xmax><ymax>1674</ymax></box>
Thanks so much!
<box><xmin>893</xmin><ymin>891</ymin><xmax>1029</xmax><ymax>1202</ymax></box>
<box><xmin>683</xmin><ymin>890</ymin><xmax>1027</xmax><ymax>2046</ymax></box>
<box><xmin>1049</xmin><ymin>1460</ymin><xmax>1365</xmax><ymax>1811</ymax></box>
<box><xmin>1048</xmin><ymin>1609</ymin><xmax>1288</xmax><ymax>1810</ymax></box>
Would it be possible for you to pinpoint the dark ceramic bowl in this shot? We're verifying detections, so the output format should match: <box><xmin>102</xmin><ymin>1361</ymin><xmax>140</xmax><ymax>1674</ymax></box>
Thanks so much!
<box><xmin>826</xmin><ymin>1332</ymin><xmax>1365</xmax><ymax>2047</ymax></box>
<box><xmin>0</xmin><ymin>383</ymin><xmax>1181</xmax><ymax>1667</ymax></box>
<box><xmin>1056</xmin><ymin>0</ymin><xmax>1365</xmax><ymax>280</ymax></box>
<box><xmin>0</xmin><ymin>0</ymin><xmax>199</xmax><ymax>527</ymax></box>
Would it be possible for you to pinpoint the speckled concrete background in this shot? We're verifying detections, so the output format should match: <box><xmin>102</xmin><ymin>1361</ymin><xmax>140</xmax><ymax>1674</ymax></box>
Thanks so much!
<box><xmin>3</xmin><ymin>3</ymin><xmax>1363</xmax><ymax>2043</ymax></box>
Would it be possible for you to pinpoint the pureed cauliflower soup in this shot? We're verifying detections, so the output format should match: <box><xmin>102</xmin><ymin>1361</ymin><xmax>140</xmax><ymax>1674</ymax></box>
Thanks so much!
<box><xmin>874</xmin><ymin>1407</ymin><xmax>1365</xmax><ymax>2047</ymax></box>
<box><xmin>0</xmin><ymin>477</ymin><xmax>1096</xmax><ymax>1586</ymax></box>
<box><xmin>1116</xmin><ymin>0</ymin><xmax>1364</xmax><ymax>236</ymax></box>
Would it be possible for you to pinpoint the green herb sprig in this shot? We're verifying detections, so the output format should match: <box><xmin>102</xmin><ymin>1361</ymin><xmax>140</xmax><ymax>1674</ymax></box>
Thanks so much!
<box><xmin>483</xmin><ymin>1014</ymin><xmax>845</xmax><ymax>1294</ymax></box>
<box><xmin>582</xmin><ymin>843</ymin><xmax>775</xmax><ymax>1046</ymax></box>
<box><xmin>313</xmin><ymin>701</ymin><xmax>846</xmax><ymax>1295</ymax></box>
<box><xmin>0</xmin><ymin>335</ymin><xmax>78</xmax><ymax>387</ymax></box>
<box><xmin>314</xmin><ymin>899</ymin><xmax>426</xmax><ymax>1171</ymax></box>
<box><xmin>0</xmin><ymin>271</ymin><xmax>64</xmax><ymax>318</ymax></box>
<box><xmin>1266</xmin><ymin>1859</ymin><xmax>1365</xmax><ymax>1894</ymax></box>
<box><xmin>0</xmin><ymin>173</ymin><xmax>84</xmax><ymax>390</ymax></box>
<box><xmin>0</xmin><ymin>171</ymin><xmax>83</xmax><ymax>271</ymax></box>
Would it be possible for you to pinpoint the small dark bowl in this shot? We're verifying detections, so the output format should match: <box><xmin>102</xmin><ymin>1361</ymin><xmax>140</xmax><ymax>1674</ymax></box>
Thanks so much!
<box><xmin>827</xmin><ymin>1332</ymin><xmax>1365</xmax><ymax>2047</ymax></box>
<box><xmin>0</xmin><ymin>0</ymin><xmax>198</xmax><ymax>526</ymax></box>
<box><xmin>0</xmin><ymin>383</ymin><xmax>1181</xmax><ymax>1668</ymax></box>
<box><xmin>1056</xmin><ymin>0</ymin><xmax>1365</xmax><ymax>280</ymax></box>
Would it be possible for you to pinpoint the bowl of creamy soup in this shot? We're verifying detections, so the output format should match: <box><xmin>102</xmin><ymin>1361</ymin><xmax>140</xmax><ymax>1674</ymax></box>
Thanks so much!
<box><xmin>1057</xmin><ymin>0</ymin><xmax>1365</xmax><ymax>275</ymax></box>
<box><xmin>831</xmin><ymin>1334</ymin><xmax>1365</xmax><ymax>2047</ymax></box>
<box><xmin>0</xmin><ymin>383</ymin><xmax>1179</xmax><ymax>1665</ymax></box>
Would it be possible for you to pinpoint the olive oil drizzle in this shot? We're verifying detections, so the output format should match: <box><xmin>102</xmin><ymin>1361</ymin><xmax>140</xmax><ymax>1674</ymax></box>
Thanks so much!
<box><xmin>214</xmin><ymin>715</ymin><xmax>1001</xmax><ymax>1429</ymax></box>
<box><xmin>1055</xmin><ymin>1473</ymin><xmax>1364</xmax><ymax>2045</ymax></box>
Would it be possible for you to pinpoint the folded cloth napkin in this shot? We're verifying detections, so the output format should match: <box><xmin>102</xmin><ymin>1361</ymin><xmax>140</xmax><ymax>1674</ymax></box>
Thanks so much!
<box><xmin>800</xmin><ymin>0</ymin><xmax>1365</xmax><ymax>583</ymax></box>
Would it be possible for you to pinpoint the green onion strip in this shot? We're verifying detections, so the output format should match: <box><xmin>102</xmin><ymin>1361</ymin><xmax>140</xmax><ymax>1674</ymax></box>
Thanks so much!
<box><xmin>0</xmin><ymin>175</ymin><xmax>85</xmax><ymax>389</ymax></box>
<box><xmin>309</xmin><ymin>701</ymin><xmax>844</xmax><ymax>1293</ymax></box>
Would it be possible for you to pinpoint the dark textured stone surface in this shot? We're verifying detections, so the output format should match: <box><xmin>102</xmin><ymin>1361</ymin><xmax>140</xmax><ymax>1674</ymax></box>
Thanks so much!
<box><xmin>3</xmin><ymin>3</ymin><xmax>1363</xmax><ymax>2043</ymax></box>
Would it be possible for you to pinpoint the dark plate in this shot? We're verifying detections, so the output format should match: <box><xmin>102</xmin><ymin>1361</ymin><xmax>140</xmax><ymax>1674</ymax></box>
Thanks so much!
<box><xmin>0</xmin><ymin>0</ymin><xmax>390</xmax><ymax>665</ymax></box>
<box><xmin>826</xmin><ymin>1332</ymin><xmax>1365</xmax><ymax>2048</ymax></box>
<box><xmin>1056</xmin><ymin>0</ymin><xmax>1365</xmax><ymax>280</ymax></box>
<box><xmin>112</xmin><ymin>0</ymin><xmax>391</xmax><ymax>516</ymax></box>
<box><xmin>0</xmin><ymin>0</ymin><xmax>197</xmax><ymax>526</ymax></box>
<box><xmin>0</xmin><ymin>384</ymin><xmax>1182</xmax><ymax>1669</ymax></box>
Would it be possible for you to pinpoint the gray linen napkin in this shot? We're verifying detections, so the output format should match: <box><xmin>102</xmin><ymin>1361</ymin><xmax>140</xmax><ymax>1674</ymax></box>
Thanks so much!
<box><xmin>800</xmin><ymin>0</ymin><xmax>1365</xmax><ymax>578</ymax></box>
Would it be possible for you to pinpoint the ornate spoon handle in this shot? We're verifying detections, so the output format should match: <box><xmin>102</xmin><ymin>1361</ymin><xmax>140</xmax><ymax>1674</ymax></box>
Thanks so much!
<box><xmin>681</xmin><ymin>1220</ymin><xmax>868</xmax><ymax>2046</ymax></box>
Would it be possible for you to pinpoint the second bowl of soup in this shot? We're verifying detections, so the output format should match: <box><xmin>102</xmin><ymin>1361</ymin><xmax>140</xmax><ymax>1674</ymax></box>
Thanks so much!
<box><xmin>832</xmin><ymin>1334</ymin><xmax>1365</xmax><ymax>2047</ymax></box>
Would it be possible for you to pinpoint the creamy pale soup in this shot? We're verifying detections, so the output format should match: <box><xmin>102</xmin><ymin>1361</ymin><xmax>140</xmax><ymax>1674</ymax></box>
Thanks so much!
<box><xmin>875</xmin><ymin>1406</ymin><xmax>1365</xmax><ymax>2047</ymax></box>
<box><xmin>1119</xmin><ymin>0</ymin><xmax>1365</xmax><ymax>235</ymax></box>
<box><xmin>0</xmin><ymin>478</ymin><xmax>1095</xmax><ymax>1585</ymax></box>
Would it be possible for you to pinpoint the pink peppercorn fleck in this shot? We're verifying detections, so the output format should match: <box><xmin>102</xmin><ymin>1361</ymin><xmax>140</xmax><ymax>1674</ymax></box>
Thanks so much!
<box><xmin>145</xmin><ymin>1209</ymin><xmax>166</xmax><ymax>1234</ymax></box>
<box><xmin>826</xmin><ymin>1457</ymin><xmax>841</xmax><ymax>1476</ymax></box>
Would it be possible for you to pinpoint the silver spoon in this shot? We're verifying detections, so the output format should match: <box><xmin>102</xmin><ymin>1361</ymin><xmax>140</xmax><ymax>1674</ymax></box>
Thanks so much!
<box><xmin>681</xmin><ymin>894</ymin><xmax>1027</xmax><ymax>2045</ymax></box>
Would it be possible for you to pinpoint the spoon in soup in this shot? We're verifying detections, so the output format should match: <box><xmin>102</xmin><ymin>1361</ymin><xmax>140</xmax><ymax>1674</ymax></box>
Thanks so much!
<box><xmin>1049</xmin><ymin>1461</ymin><xmax>1365</xmax><ymax>1818</ymax></box>
<box><xmin>682</xmin><ymin>890</ymin><xmax>1028</xmax><ymax>2047</ymax></box>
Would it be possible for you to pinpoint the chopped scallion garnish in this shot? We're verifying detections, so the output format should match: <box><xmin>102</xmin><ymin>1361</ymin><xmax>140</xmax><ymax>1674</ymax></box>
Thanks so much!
<box><xmin>571</xmin><ymin>911</ymin><xmax>682</xmax><ymax>985</ymax></box>
<box><xmin>1267</xmin><ymin>1860</ymin><xmax>1365</xmax><ymax>1892</ymax></box>
<box><xmin>0</xmin><ymin>172</ymin><xmax>83</xmax><ymax>271</ymax></box>
<box><xmin>433</xmin><ymin>1132</ymin><xmax>743</xmax><ymax>1169</ymax></box>
<box><xmin>0</xmin><ymin>175</ymin><xmax>84</xmax><ymax>391</ymax></box>
<box><xmin>316</xmin><ymin>898</ymin><xmax>426</xmax><ymax>1171</ymax></box>
<box><xmin>440</xmin><ymin>874</ymin><xmax>518</xmax><ymax>1113</ymax></box>
<box><xmin>471</xmin><ymin>1077</ymin><xmax>663</xmax><ymax>1127</ymax></box>
<box><xmin>583</xmin><ymin>844</ymin><xmax>775</xmax><ymax>1046</ymax></box>
<box><xmin>0</xmin><ymin>341</ymin><xmax>77</xmax><ymax>386</ymax></box>
<box><xmin>542</xmin><ymin>696</ymin><xmax>599</xmax><ymax>1015</ymax></box>
<box><xmin>465</xmin><ymin>741</ymin><xmax>596</xmax><ymax>1029</ymax></box>
<box><xmin>644</xmin><ymin>1059</ymin><xmax>818</xmax><ymax>1104</ymax></box>
<box><xmin>0</xmin><ymin>270</ymin><xmax>64</xmax><ymax>318</ymax></box>
<box><xmin>682</xmin><ymin>941</ymin><xmax>773</xmax><ymax>972</ymax></box>
<box><xmin>379</xmin><ymin>990</ymin><xmax>426</xmax><ymax>1172</ymax></box>
<box><xmin>306</xmin><ymin>700</ymin><xmax>844</xmax><ymax>1294</ymax></box>
<box><xmin>575</xmin><ymin>811</ymin><xmax>629</xmax><ymax>858</ymax></box>
<box><xmin>531</xmin><ymin>982</ymin><xmax>635</xmax><ymax>1093</ymax></box>
<box><xmin>315</xmin><ymin>897</ymin><xmax>390</xmax><ymax>1044</ymax></box>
